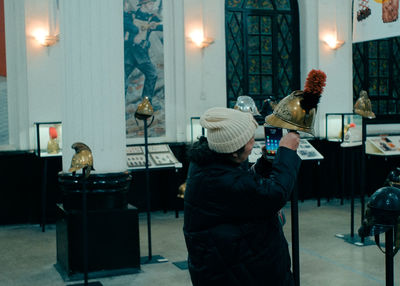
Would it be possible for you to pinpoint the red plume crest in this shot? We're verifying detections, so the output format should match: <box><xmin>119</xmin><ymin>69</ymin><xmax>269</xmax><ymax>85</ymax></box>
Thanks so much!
<box><xmin>301</xmin><ymin>69</ymin><xmax>327</xmax><ymax>112</ymax></box>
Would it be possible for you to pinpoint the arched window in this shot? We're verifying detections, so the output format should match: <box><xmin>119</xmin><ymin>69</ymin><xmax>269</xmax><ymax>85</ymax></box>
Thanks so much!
<box><xmin>353</xmin><ymin>37</ymin><xmax>400</xmax><ymax>115</ymax></box>
<box><xmin>225</xmin><ymin>0</ymin><xmax>300</xmax><ymax>113</ymax></box>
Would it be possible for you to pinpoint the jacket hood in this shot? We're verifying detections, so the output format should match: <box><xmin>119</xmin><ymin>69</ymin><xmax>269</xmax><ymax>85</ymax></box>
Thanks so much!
<box><xmin>187</xmin><ymin>136</ymin><xmax>233</xmax><ymax>166</ymax></box>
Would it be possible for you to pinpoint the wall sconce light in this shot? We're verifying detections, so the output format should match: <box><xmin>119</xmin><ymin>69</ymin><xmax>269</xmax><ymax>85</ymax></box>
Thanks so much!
<box><xmin>323</xmin><ymin>35</ymin><xmax>345</xmax><ymax>50</ymax></box>
<box><xmin>33</xmin><ymin>29</ymin><xmax>59</xmax><ymax>47</ymax></box>
<box><xmin>188</xmin><ymin>29</ymin><xmax>214</xmax><ymax>48</ymax></box>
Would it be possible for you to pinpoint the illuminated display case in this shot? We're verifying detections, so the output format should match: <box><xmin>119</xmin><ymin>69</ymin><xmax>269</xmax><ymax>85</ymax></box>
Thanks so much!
<box><xmin>190</xmin><ymin>117</ymin><xmax>205</xmax><ymax>143</ymax></box>
<box><xmin>325</xmin><ymin>113</ymin><xmax>362</xmax><ymax>143</ymax></box>
<box><xmin>34</xmin><ymin>122</ymin><xmax>62</xmax><ymax>157</ymax></box>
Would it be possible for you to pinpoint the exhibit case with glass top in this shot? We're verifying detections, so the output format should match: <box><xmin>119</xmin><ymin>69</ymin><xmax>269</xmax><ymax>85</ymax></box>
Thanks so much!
<box><xmin>363</xmin><ymin>115</ymin><xmax>400</xmax><ymax>156</ymax></box>
<box><xmin>34</xmin><ymin>122</ymin><xmax>62</xmax><ymax>157</ymax></box>
<box><xmin>325</xmin><ymin>113</ymin><xmax>363</xmax><ymax>143</ymax></box>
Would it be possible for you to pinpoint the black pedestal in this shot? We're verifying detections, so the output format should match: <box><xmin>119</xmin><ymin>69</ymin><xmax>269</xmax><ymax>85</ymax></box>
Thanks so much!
<box><xmin>55</xmin><ymin>204</ymin><xmax>140</xmax><ymax>281</ymax></box>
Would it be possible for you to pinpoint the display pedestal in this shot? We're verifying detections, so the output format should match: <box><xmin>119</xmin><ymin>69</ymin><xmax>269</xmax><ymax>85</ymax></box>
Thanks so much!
<box><xmin>55</xmin><ymin>204</ymin><xmax>140</xmax><ymax>281</ymax></box>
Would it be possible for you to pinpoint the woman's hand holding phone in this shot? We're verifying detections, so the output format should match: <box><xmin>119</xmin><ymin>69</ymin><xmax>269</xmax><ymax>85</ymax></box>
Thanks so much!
<box><xmin>279</xmin><ymin>132</ymin><xmax>300</xmax><ymax>151</ymax></box>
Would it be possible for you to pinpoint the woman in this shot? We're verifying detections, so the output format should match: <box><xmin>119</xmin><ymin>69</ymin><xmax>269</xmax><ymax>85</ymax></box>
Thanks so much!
<box><xmin>183</xmin><ymin>107</ymin><xmax>301</xmax><ymax>286</ymax></box>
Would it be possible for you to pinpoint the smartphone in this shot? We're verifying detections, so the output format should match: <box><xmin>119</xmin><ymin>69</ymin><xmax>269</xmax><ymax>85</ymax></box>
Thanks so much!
<box><xmin>264</xmin><ymin>126</ymin><xmax>283</xmax><ymax>158</ymax></box>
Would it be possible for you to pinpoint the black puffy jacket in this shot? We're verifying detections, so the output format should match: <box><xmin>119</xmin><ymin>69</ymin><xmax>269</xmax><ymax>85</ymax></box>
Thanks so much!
<box><xmin>183</xmin><ymin>139</ymin><xmax>301</xmax><ymax>286</ymax></box>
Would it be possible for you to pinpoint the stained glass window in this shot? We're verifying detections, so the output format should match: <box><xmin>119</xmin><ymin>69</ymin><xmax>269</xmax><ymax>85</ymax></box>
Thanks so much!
<box><xmin>225</xmin><ymin>0</ymin><xmax>299</xmax><ymax>112</ymax></box>
<box><xmin>353</xmin><ymin>37</ymin><xmax>400</xmax><ymax>115</ymax></box>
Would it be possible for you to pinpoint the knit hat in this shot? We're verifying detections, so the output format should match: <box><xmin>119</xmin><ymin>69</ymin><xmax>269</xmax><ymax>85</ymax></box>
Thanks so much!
<box><xmin>200</xmin><ymin>107</ymin><xmax>258</xmax><ymax>153</ymax></box>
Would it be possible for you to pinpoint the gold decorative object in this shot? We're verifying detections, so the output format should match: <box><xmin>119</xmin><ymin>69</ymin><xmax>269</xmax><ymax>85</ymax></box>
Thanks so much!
<box><xmin>265</xmin><ymin>69</ymin><xmax>327</xmax><ymax>134</ymax></box>
<box><xmin>68</xmin><ymin>142</ymin><xmax>95</xmax><ymax>177</ymax></box>
<box><xmin>265</xmin><ymin>91</ymin><xmax>316</xmax><ymax>133</ymax></box>
<box><xmin>354</xmin><ymin>90</ymin><xmax>376</xmax><ymax>119</ymax></box>
<box><xmin>177</xmin><ymin>182</ymin><xmax>186</xmax><ymax>199</ymax></box>
<box><xmin>47</xmin><ymin>126</ymin><xmax>60</xmax><ymax>154</ymax></box>
<box><xmin>135</xmin><ymin>96</ymin><xmax>154</xmax><ymax>120</ymax></box>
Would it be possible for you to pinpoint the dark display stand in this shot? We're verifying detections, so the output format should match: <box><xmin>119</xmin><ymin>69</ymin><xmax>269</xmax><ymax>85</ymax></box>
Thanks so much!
<box><xmin>335</xmin><ymin>143</ymin><xmax>373</xmax><ymax>246</ymax></box>
<box><xmin>34</xmin><ymin>122</ymin><xmax>63</xmax><ymax>232</ymax></box>
<box><xmin>55</xmin><ymin>203</ymin><xmax>140</xmax><ymax>281</ymax></box>
<box><xmin>67</xmin><ymin>171</ymin><xmax>102</xmax><ymax>286</ymax></box>
<box><xmin>138</xmin><ymin>118</ymin><xmax>166</xmax><ymax>264</ymax></box>
<box><xmin>39</xmin><ymin>156</ymin><xmax>62</xmax><ymax>231</ymax></box>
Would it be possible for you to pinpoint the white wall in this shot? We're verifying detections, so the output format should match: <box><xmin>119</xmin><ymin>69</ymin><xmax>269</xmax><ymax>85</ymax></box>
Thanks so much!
<box><xmin>182</xmin><ymin>0</ymin><xmax>354</xmax><ymax>138</ymax></box>
<box><xmin>4</xmin><ymin>0</ymin><xmax>354</xmax><ymax>150</ymax></box>
<box><xmin>316</xmin><ymin>0</ymin><xmax>353</xmax><ymax>137</ymax></box>
<box><xmin>25</xmin><ymin>0</ymin><xmax>62</xmax><ymax>127</ymax></box>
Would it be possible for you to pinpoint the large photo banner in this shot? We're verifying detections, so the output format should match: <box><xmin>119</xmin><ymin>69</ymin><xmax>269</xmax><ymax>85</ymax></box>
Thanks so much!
<box><xmin>353</xmin><ymin>0</ymin><xmax>400</xmax><ymax>43</ymax></box>
<box><xmin>124</xmin><ymin>0</ymin><xmax>165</xmax><ymax>138</ymax></box>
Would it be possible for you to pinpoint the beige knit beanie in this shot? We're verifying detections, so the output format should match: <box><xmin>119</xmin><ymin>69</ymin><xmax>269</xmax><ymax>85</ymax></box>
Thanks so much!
<box><xmin>200</xmin><ymin>107</ymin><xmax>258</xmax><ymax>153</ymax></box>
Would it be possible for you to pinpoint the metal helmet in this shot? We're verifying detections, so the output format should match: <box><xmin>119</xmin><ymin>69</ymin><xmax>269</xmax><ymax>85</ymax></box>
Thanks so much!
<box><xmin>359</xmin><ymin>186</ymin><xmax>400</xmax><ymax>237</ymax></box>
<box><xmin>265</xmin><ymin>69</ymin><xmax>327</xmax><ymax>134</ymax></box>
<box><xmin>234</xmin><ymin>96</ymin><xmax>261</xmax><ymax>116</ymax></box>
<box><xmin>385</xmin><ymin>167</ymin><xmax>400</xmax><ymax>189</ymax></box>
<box><xmin>354</xmin><ymin>90</ymin><xmax>376</xmax><ymax>119</ymax></box>
<box><xmin>135</xmin><ymin>96</ymin><xmax>154</xmax><ymax>120</ymax></box>
<box><xmin>369</xmin><ymin>186</ymin><xmax>400</xmax><ymax>213</ymax></box>
<box><xmin>265</xmin><ymin>90</ymin><xmax>316</xmax><ymax>134</ymax></box>
<box><xmin>68</xmin><ymin>142</ymin><xmax>95</xmax><ymax>177</ymax></box>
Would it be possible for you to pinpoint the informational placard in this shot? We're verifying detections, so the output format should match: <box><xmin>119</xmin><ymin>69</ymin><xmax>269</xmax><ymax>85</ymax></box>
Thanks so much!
<box><xmin>126</xmin><ymin>144</ymin><xmax>182</xmax><ymax>169</ymax></box>
<box><xmin>297</xmin><ymin>139</ymin><xmax>324</xmax><ymax>161</ymax></box>
<box><xmin>366</xmin><ymin>135</ymin><xmax>400</xmax><ymax>155</ymax></box>
<box><xmin>353</xmin><ymin>0</ymin><xmax>400</xmax><ymax>43</ymax></box>
<box><xmin>248</xmin><ymin>139</ymin><xmax>323</xmax><ymax>162</ymax></box>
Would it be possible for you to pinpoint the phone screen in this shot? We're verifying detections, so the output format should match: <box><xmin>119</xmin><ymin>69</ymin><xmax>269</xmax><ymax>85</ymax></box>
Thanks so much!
<box><xmin>264</xmin><ymin>126</ymin><xmax>283</xmax><ymax>157</ymax></box>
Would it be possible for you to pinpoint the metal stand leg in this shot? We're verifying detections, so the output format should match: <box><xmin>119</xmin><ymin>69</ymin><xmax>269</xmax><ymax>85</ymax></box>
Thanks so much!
<box><xmin>68</xmin><ymin>171</ymin><xmax>103</xmax><ymax>286</ymax></box>
<box><xmin>385</xmin><ymin>228</ymin><xmax>394</xmax><ymax>286</ymax></box>
<box><xmin>317</xmin><ymin>160</ymin><xmax>321</xmax><ymax>207</ymax></box>
<box><xmin>41</xmin><ymin>159</ymin><xmax>48</xmax><ymax>232</ymax></box>
<box><xmin>144</xmin><ymin>119</ymin><xmax>153</xmax><ymax>261</ymax></box>
<box><xmin>140</xmin><ymin>118</ymin><xmax>167</xmax><ymax>265</ymax></box>
<box><xmin>340</xmin><ymin>147</ymin><xmax>345</xmax><ymax>206</ymax></box>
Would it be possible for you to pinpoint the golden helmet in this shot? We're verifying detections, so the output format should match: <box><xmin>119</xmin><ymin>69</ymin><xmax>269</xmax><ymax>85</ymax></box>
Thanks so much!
<box><xmin>135</xmin><ymin>96</ymin><xmax>154</xmax><ymax>120</ymax></box>
<box><xmin>265</xmin><ymin>69</ymin><xmax>327</xmax><ymax>134</ymax></box>
<box><xmin>354</xmin><ymin>90</ymin><xmax>376</xmax><ymax>119</ymax></box>
<box><xmin>265</xmin><ymin>90</ymin><xmax>316</xmax><ymax>133</ymax></box>
<box><xmin>68</xmin><ymin>142</ymin><xmax>94</xmax><ymax>177</ymax></box>
<box><xmin>177</xmin><ymin>181</ymin><xmax>186</xmax><ymax>199</ymax></box>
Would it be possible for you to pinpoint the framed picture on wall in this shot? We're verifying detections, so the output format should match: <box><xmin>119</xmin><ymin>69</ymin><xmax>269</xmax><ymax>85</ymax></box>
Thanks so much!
<box><xmin>123</xmin><ymin>0</ymin><xmax>165</xmax><ymax>139</ymax></box>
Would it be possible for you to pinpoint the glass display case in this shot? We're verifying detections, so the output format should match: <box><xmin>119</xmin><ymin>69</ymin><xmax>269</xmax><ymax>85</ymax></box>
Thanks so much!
<box><xmin>34</xmin><ymin>122</ymin><xmax>62</xmax><ymax>157</ymax></box>
<box><xmin>190</xmin><ymin>117</ymin><xmax>205</xmax><ymax>143</ymax></box>
<box><xmin>325</xmin><ymin>113</ymin><xmax>362</xmax><ymax>143</ymax></box>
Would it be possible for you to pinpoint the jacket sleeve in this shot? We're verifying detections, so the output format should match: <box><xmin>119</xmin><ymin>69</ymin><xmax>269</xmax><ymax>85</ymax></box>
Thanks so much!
<box><xmin>250</xmin><ymin>155</ymin><xmax>273</xmax><ymax>177</ymax></box>
<box><xmin>227</xmin><ymin>147</ymin><xmax>301</xmax><ymax>218</ymax></box>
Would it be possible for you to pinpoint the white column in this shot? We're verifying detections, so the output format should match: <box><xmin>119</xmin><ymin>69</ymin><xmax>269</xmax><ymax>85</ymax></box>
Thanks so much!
<box><xmin>60</xmin><ymin>0</ymin><xmax>126</xmax><ymax>173</ymax></box>
<box><xmin>4</xmin><ymin>0</ymin><xmax>30</xmax><ymax>150</ymax></box>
